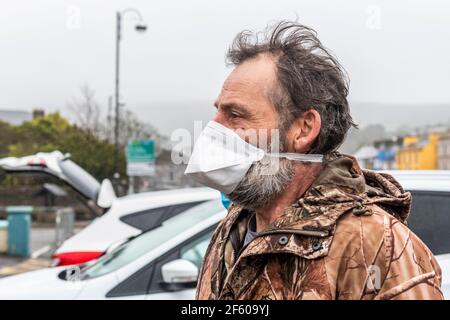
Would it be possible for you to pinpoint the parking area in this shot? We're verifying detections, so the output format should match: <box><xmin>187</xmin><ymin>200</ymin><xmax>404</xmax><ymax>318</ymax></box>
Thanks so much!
<box><xmin>0</xmin><ymin>224</ymin><xmax>87</xmax><ymax>276</ymax></box>
<box><xmin>0</xmin><ymin>152</ymin><xmax>449</xmax><ymax>300</ymax></box>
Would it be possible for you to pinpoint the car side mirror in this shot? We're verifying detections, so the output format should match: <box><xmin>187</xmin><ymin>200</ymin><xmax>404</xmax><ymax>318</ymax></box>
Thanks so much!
<box><xmin>160</xmin><ymin>259</ymin><xmax>198</xmax><ymax>292</ymax></box>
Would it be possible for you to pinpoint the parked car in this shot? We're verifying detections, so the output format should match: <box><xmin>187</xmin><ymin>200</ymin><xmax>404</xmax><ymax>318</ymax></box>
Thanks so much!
<box><xmin>385</xmin><ymin>170</ymin><xmax>450</xmax><ymax>299</ymax></box>
<box><xmin>0</xmin><ymin>151</ymin><xmax>220</xmax><ymax>266</ymax></box>
<box><xmin>0</xmin><ymin>163</ymin><xmax>448</xmax><ymax>299</ymax></box>
<box><xmin>0</xmin><ymin>151</ymin><xmax>116</xmax><ymax>211</ymax></box>
<box><xmin>54</xmin><ymin>187</ymin><xmax>220</xmax><ymax>266</ymax></box>
<box><xmin>0</xmin><ymin>200</ymin><xmax>226</xmax><ymax>299</ymax></box>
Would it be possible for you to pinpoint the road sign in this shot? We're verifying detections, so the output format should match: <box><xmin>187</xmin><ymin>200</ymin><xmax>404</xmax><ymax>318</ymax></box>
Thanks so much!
<box><xmin>126</xmin><ymin>139</ymin><xmax>155</xmax><ymax>176</ymax></box>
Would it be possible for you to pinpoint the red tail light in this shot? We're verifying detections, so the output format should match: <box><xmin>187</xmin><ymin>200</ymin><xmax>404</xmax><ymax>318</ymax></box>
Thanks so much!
<box><xmin>52</xmin><ymin>251</ymin><xmax>104</xmax><ymax>266</ymax></box>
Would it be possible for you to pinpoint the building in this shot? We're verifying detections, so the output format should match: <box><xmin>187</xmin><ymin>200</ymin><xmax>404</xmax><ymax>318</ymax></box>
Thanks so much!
<box><xmin>396</xmin><ymin>133</ymin><xmax>439</xmax><ymax>170</ymax></box>
<box><xmin>0</xmin><ymin>110</ymin><xmax>32</xmax><ymax>125</ymax></box>
<box><xmin>438</xmin><ymin>131</ymin><xmax>450</xmax><ymax>170</ymax></box>
<box><xmin>373</xmin><ymin>137</ymin><xmax>401</xmax><ymax>170</ymax></box>
<box><xmin>354</xmin><ymin>145</ymin><xmax>378</xmax><ymax>169</ymax></box>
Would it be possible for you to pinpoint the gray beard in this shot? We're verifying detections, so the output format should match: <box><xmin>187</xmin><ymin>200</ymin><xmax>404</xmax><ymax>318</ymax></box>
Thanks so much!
<box><xmin>227</xmin><ymin>155</ymin><xmax>295</xmax><ymax>211</ymax></box>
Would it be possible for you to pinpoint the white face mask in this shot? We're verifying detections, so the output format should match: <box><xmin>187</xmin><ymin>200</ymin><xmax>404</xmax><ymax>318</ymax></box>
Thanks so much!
<box><xmin>184</xmin><ymin>120</ymin><xmax>323</xmax><ymax>194</ymax></box>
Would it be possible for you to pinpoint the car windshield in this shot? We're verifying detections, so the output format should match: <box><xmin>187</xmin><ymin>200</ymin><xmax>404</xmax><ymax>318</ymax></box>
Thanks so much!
<box><xmin>80</xmin><ymin>199</ymin><xmax>223</xmax><ymax>279</ymax></box>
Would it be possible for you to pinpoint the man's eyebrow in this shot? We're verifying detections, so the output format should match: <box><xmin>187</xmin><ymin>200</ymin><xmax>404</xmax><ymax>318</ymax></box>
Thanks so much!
<box><xmin>215</xmin><ymin>101</ymin><xmax>251</xmax><ymax>116</ymax></box>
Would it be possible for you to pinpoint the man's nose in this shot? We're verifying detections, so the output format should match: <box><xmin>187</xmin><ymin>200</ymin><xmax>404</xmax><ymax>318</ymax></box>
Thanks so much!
<box><xmin>212</xmin><ymin>112</ymin><xmax>229</xmax><ymax>128</ymax></box>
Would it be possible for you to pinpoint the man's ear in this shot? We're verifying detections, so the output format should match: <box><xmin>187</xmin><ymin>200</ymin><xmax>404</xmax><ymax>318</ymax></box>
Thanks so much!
<box><xmin>286</xmin><ymin>109</ymin><xmax>321</xmax><ymax>153</ymax></box>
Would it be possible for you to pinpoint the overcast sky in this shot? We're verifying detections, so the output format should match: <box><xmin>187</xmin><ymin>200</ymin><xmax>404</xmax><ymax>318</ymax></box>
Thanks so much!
<box><xmin>1</xmin><ymin>0</ymin><xmax>450</xmax><ymax>135</ymax></box>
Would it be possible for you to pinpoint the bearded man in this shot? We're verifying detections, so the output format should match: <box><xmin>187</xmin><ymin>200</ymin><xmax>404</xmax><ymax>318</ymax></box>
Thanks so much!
<box><xmin>185</xmin><ymin>21</ymin><xmax>443</xmax><ymax>300</ymax></box>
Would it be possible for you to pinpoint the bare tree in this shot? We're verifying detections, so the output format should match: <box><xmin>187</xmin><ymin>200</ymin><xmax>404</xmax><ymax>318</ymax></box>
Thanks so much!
<box><xmin>68</xmin><ymin>84</ymin><xmax>164</xmax><ymax>157</ymax></box>
<box><xmin>119</xmin><ymin>110</ymin><xmax>164</xmax><ymax>157</ymax></box>
<box><xmin>68</xmin><ymin>84</ymin><xmax>102</xmax><ymax>136</ymax></box>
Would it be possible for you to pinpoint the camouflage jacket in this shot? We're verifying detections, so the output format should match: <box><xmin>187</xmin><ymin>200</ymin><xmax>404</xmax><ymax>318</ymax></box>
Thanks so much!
<box><xmin>196</xmin><ymin>155</ymin><xmax>443</xmax><ymax>300</ymax></box>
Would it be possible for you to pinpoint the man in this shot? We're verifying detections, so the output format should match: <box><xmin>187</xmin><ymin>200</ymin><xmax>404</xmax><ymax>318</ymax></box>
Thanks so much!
<box><xmin>188</xmin><ymin>21</ymin><xmax>443</xmax><ymax>300</ymax></box>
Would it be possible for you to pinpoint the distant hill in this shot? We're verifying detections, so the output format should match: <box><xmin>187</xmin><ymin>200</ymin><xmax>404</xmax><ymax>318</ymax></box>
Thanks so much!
<box><xmin>340</xmin><ymin>124</ymin><xmax>389</xmax><ymax>154</ymax></box>
<box><xmin>341</xmin><ymin>102</ymin><xmax>450</xmax><ymax>154</ymax></box>
<box><xmin>349</xmin><ymin>102</ymin><xmax>450</xmax><ymax>132</ymax></box>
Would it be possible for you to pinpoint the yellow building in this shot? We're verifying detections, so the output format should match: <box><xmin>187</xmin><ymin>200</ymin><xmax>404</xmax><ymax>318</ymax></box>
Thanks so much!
<box><xmin>396</xmin><ymin>133</ymin><xmax>439</xmax><ymax>170</ymax></box>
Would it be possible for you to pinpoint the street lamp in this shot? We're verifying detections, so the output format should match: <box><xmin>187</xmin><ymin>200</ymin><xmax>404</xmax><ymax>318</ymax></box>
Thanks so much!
<box><xmin>114</xmin><ymin>8</ymin><xmax>147</xmax><ymax>177</ymax></box>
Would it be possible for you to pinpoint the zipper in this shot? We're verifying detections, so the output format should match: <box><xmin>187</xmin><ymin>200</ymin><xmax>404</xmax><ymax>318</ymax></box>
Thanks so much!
<box><xmin>229</xmin><ymin>225</ymin><xmax>243</xmax><ymax>262</ymax></box>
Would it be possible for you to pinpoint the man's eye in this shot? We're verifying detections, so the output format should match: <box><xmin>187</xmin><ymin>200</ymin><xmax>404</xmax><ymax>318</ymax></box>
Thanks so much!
<box><xmin>229</xmin><ymin>112</ymin><xmax>240</xmax><ymax>118</ymax></box>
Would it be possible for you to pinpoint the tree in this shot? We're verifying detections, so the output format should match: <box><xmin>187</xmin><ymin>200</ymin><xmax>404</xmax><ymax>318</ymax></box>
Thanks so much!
<box><xmin>68</xmin><ymin>84</ymin><xmax>161</xmax><ymax>153</ymax></box>
<box><xmin>0</xmin><ymin>120</ymin><xmax>15</xmax><ymax>157</ymax></box>
<box><xmin>7</xmin><ymin>112</ymin><xmax>70</xmax><ymax>157</ymax></box>
<box><xmin>4</xmin><ymin>112</ymin><xmax>126</xmax><ymax>181</ymax></box>
<box><xmin>2</xmin><ymin>84</ymin><xmax>165</xmax><ymax>183</ymax></box>
<box><xmin>60</xmin><ymin>125</ymin><xmax>126</xmax><ymax>180</ymax></box>
<box><xmin>68</xmin><ymin>84</ymin><xmax>102</xmax><ymax>137</ymax></box>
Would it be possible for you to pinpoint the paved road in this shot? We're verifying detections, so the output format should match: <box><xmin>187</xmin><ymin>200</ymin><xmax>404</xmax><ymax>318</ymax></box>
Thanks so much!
<box><xmin>0</xmin><ymin>255</ymin><xmax>23</xmax><ymax>268</ymax></box>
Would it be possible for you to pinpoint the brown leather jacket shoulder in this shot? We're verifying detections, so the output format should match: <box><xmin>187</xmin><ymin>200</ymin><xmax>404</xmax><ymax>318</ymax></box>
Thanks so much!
<box><xmin>196</xmin><ymin>155</ymin><xmax>443</xmax><ymax>300</ymax></box>
<box><xmin>325</xmin><ymin>204</ymin><xmax>442</xmax><ymax>299</ymax></box>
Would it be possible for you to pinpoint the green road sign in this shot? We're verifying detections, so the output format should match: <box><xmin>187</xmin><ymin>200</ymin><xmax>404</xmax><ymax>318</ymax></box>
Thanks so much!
<box><xmin>127</xmin><ymin>139</ymin><xmax>154</xmax><ymax>161</ymax></box>
<box><xmin>126</xmin><ymin>139</ymin><xmax>155</xmax><ymax>176</ymax></box>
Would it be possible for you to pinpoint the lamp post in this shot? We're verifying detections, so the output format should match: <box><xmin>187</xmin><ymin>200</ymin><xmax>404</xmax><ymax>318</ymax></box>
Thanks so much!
<box><xmin>114</xmin><ymin>8</ymin><xmax>147</xmax><ymax>177</ymax></box>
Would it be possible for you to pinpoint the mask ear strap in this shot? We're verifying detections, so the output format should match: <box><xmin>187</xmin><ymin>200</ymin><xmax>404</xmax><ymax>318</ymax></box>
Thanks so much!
<box><xmin>267</xmin><ymin>153</ymin><xmax>324</xmax><ymax>163</ymax></box>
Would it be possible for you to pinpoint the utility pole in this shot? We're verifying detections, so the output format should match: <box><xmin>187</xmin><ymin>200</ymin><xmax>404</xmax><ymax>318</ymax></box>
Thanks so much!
<box><xmin>113</xmin><ymin>9</ymin><xmax>147</xmax><ymax>177</ymax></box>
<box><xmin>107</xmin><ymin>95</ymin><xmax>113</xmax><ymax>140</ymax></box>
<box><xmin>114</xmin><ymin>12</ymin><xmax>121</xmax><ymax>176</ymax></box>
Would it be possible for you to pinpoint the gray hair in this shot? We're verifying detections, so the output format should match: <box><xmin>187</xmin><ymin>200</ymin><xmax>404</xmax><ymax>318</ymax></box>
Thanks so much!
<box><xmin>226</xmin><ymin>21</ymin><xmax>357</xmax><ymax>155</ymax></box>
<box><xmin>228</xmin><ymin>156</ymin><xmax>295</xmax><ymax>210</ymax></box>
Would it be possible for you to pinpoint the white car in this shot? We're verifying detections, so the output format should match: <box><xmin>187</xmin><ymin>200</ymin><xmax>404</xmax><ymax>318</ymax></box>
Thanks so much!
<box><xmin>0</xmin><ymin>151</ymin><xmax>220</xmax><ymax>266</ymax></box>
<box><xmin>385</xmin><ymin>170</ymin><xmax>450</xmax><ymax>299</ymax></box>
<box><xmin>54</xmin><ymin>188</ymin><xmax>220</xmax><ymax>266</ymax></box>
<box><xmin>0</xmin><ymin>200</ymin><xmax>226</xmax><ymax>299</ymax></box>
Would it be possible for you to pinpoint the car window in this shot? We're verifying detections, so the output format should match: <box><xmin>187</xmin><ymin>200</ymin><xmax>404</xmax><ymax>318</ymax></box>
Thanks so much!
<box><xmin>120</xmin><ymin>201</ymin><xmax>205</xmax><ymax>231</ymax></box>
<box><xmin>180</xmin><ymin>232</ymin><xmax>212</xmax><ymax>268</ymax></box>
<box><xmin>106</xmin><ymin>227</ymin><xmax>216</xmax><ymax>298</ymax></box>
<box><xmin>145</xmin><ymin>227</ymin><xmax>215</xmax><ymax>295</ymax></box>
<box><xmin>408</xmin><ymin>191</ymin><xmax>450</xmax><ymax>255</ymax></box>
<box><xmin>81</xmin><ymin>199</ymin><xmax>223</xmax><ymax>280</ymax></box>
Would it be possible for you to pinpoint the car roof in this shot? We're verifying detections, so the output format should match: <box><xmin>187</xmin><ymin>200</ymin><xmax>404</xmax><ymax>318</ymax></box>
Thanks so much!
<box><xmin>110</xmin><ymin>187</ymin><xmax>221</xmax><ymax>212</ymax></box>
<box><xmin>381</xmin><ymin>170</ymin><xmax>450</xmax><ymax>192</ymax></box>
<box><xmin>119</xmin><ymin>187</ymin><xmax>219</xmax><ymax>200</ymax></box>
